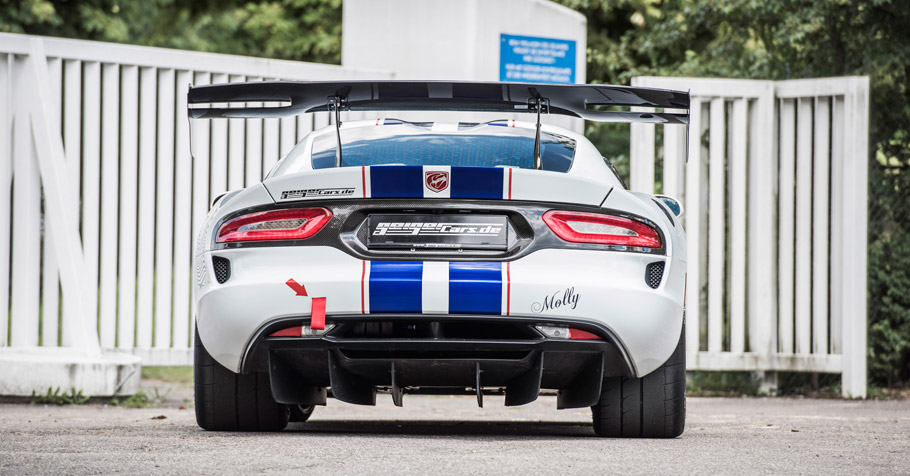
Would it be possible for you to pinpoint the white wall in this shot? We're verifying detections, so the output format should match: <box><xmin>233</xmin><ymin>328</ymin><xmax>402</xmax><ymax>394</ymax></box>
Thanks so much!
<box><xmin>343</xmin><ymin>0</ymin><xmax>585</xmax><ymax>82</ymax></box>
<box><xmin>342</xmin><ymin>0</ymin><xmax>586</xmax><ymax>130</ymax></box>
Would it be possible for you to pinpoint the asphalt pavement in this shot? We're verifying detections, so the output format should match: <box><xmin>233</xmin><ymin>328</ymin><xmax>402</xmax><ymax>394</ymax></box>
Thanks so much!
<box><xmin>1</xmin><ymin>388</ymin><xmax>907</xmax><ymax>475</ymax></box>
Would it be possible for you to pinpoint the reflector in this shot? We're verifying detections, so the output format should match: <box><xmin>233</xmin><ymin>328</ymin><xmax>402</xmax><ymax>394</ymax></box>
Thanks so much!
<box><xmin>535</xmin><ymin>325</ymin><xmax>569</xmax><ymax>338</ymax></box>
<box><xmin>269</xmin><ymin>326</ymin><xmax>302</xmax><ymax>337</ymax></box>
<box><xmin>268</xmin><ymin>323</ymin><xmax>335</xmax><ymax>338</ymax></box>
<box><xmin>568</xmin><ymin>328</ymin><xmax>602</xmax><ymax>340</ymax></box>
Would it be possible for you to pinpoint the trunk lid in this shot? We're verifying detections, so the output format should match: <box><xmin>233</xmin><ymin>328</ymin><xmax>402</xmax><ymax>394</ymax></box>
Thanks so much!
<box><xmin>262</xmin><ymin>165</ymin><xmax>611</xmax><ymax>206</ymax></box>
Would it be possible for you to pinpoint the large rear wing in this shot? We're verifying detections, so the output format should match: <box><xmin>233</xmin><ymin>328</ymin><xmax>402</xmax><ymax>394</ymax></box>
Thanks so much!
<box><xmin>187</xmin><ymin>80</ymin><xmax>689</xmax><ymax>169</ymax></box>
<box><xmin>187</xmin><ymin>80</ymin><xmax>689</xmax><ymax>125</ymax></box>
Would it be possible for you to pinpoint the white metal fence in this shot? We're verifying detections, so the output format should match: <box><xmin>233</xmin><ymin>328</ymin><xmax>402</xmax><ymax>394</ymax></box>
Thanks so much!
<box><xmin>631</xmin><ymin>76</ymin><xmax>868</xmax><ymax>397</ymax></box>
<box><xmin>0</xmin><ymin>34</ymin><xmax>389</xmax><ymax>365</ymax></box>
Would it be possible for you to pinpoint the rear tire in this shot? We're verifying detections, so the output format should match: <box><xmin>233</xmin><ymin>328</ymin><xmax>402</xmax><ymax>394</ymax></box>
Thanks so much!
<box><xmin>592</xmin><ymin>323</ymin><xmax>685</xmax><ymax>438</ymax></box>
<box><xmin>194</xmin><ymin>327</ymin><xmax>289</xmax><ymax>431</ymax></box>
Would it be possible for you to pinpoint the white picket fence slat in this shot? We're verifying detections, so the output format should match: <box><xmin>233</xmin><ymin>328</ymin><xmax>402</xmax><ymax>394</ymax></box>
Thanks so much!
<box><xmin>778</xmin><ymin>98</ymin><xmax>796</xmax><ymax>354</ymax></box>
<box><xmin>11</xmin><ymin>57</ymin><xmax>41</xmax><ymax>347</ymax></box>
<box><xmin>684</xmin><ymin>100</ymin><xmax>705</xmax><ymax>354</ymax></box>
<box><xmin>61</xmin><ymin>58</ymin><xmax>82</xmax><ymax>346</ymax></box>
<box><xmin>174</xmin><ymin>69</ymin><xmax>194</xmax><ymax>350</ymax></box>
<box><xmin>135</xmin><ymin>67</ymin><xmax>157</xmax><ymax>349</ymax></box>
<box><xmin>812</xmin><ymin>97</ymin><xmax>831</xmax><ymax>355</ymax></box>
<box><xmin>41</xmin><ymin>56</ymin><xmax>62</xmax><ymax>347</ymax></box>
<box><xmin>707</xmin><ymin>98</ymin><xmax>725</xmax><ymax>353</ymax></box>
<box><xmin>729</xmin><ymin>98</ymin><xmax>747</xmax><ymax>355</ymax></box>
<box><xmin>631</xmin><ymin>76</ymin><xmax>869</xmax><ymax>397</ymax></box>
<box><xmin>0</xmin><ymin>55</ymin><xmax>10</xmax><ymax>348</ymax></box>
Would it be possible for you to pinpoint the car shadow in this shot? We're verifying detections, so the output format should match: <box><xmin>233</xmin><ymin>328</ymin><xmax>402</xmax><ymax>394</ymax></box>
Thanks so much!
<box><xmin>285</xmin><ymin>419</ymin><xmax>595</xmax><ymax>439</ymax></box>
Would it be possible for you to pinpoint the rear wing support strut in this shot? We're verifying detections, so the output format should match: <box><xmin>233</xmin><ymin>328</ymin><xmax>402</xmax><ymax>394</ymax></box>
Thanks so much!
<box><xmin>329</xmin><ymin>95</ymin><xmax>345</xmax><ymax>168</ymax></box>
<box><xmin>529</xmin><ymin>97</ymin><xmax>549</xmax><ymax>170</ymax></box>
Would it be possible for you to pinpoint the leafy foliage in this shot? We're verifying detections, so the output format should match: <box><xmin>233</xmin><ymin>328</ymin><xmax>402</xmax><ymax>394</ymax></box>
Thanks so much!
<box><xmin>0</xmin><ymin>0</ymin><xmax>342</xmax><ymax>64</ymax></box>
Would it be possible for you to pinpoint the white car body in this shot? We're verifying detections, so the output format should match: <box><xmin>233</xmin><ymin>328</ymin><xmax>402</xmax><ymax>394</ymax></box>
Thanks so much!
<box><xmin>187</xmin><ymin>80</ymin><xmax>689</xmax><ymax>436</ymax></box>
<box><xmin>194</xmin><ymin>119</ymin><xmax>685</xmax><ymax>377</ymax></box>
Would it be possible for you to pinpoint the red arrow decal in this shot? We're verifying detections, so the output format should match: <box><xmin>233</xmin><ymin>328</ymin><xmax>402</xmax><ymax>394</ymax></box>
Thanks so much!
<box><xmin>286</xmin><ymin>278</ymin><xmax>308</xmax><ymax>296</ymax></box>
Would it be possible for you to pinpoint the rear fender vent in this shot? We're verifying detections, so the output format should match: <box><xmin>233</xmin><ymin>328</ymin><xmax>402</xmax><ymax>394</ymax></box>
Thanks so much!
<box><xmin>212</xmin><ymin>256</ymin><xmax>231</xmax><ymax>284</ymax></box>
<box><xmin>645</xmin><ymin>261</ymin><xmax>665</xmax><ymax>289</ymax></box>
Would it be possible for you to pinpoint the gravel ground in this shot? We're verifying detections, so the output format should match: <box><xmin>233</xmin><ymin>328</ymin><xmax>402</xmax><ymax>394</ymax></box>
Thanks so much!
<box><xmin>1</xmin><ymin>383</ymin><xmax>907</xmax><ymax>475</ymax></box>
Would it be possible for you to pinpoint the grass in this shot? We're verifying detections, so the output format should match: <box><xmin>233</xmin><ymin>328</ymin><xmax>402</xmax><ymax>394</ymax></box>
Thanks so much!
<box><xmin>111</xmin><ymin>391</ymin><xmax>151</xmax><ymax>408</ymax></box>
<box><xmin>141</xmin><ymin>366</ymin><xmax>193</xmax><ymax>383</ymax></box>
<box><xmin>30</xmin><ymin>387</ymin><xmax>90</xmax><ymax>405</ymax></box>
<box><xmin>686</xmin><ymin>371</ymin><xmax>761</xmax><ymax>397</ymax></box>
<box><xmin>110</xmin><ymin>388</ymin><xmax>173</xmax><ymax>408</ymax></box>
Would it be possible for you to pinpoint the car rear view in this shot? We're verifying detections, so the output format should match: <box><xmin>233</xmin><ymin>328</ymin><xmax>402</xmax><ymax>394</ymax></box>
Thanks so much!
<box><xmin>189</xmin><ymin>81</ymin><xmax>689</xmax><ymax>437</ymax></box>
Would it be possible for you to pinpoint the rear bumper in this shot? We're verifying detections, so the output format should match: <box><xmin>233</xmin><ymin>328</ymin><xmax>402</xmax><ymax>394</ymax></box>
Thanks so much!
<box><xmin>243</xmin><ymin>314</ymin><xmax>632</xmax><ymax>409</ymax></box>
<box><xmin>195</xmin><ymin>246</ymin><xmax>684</xmax><ymax>377</ymax></box>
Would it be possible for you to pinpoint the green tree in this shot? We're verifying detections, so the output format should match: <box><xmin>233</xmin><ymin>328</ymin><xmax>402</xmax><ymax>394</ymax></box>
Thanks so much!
<box><xmin>0</xmin><ymin>0</ymin><xmax>342</xmax><ymax>64</ymax></box>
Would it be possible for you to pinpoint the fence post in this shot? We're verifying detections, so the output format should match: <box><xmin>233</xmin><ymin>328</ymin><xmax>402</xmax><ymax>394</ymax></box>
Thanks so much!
<box><xmin>839</xmin><ymin>77</ymin><xmax>869</xmax><ymax>398</ymax></box>
<box><xmin>748</xmin><ymin>83</ymin><xmax>778</xmax><ymax>383</ymax></box>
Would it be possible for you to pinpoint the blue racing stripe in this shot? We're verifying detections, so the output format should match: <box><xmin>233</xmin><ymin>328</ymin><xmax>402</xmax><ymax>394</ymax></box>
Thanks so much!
<box><xmin>369</xmin><ymin>261</ymin><xmax>423</xmax><ymax>312</ymax></box>
<box><xmin>370</xmin><ymin>166</ymin><xmax>423</xmax><ymax>197</ymax></box>
<box><xmin>451</xmin><ymin>167</ymin><xmax>503</xmax><ymax>199</ymax></box>
<box><xmin>449</xmin><ymin>262</ymin><xmax>503</xmax><ymax>314</ymax></box>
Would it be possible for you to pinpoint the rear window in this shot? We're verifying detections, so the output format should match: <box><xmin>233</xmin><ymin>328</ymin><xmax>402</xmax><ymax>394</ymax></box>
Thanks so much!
<box><xmin>288</xmin><ymin>123</ymin><xmax>575</xmax><ymax>174</ymax></box>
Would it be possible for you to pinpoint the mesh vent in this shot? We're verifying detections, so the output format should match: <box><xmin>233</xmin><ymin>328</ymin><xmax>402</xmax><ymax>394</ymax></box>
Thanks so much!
<box><xmin>212</xmin><ymin>256</ymin><xmax>231</xmax><ymax>284</ymax></box>
<box><xmin>645</xmin><ymin>261</ymin><xmax>665</xmax><ymax>289</ymax></box>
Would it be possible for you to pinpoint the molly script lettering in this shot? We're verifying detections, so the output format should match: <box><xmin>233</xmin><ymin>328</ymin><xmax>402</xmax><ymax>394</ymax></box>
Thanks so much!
<box><xmin>532</xmin><ymin>287</ymin><xmax>580</xmax><ymax>313</ymax></box>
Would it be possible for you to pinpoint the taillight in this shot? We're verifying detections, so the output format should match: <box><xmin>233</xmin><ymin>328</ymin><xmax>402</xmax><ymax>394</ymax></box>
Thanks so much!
<box><xmin>542</xmin><ymin>210</ymin><xmax>661</xmax><ymax>248</ymax></box>
<box><xmin>216</xmin><ymin>208</ymin><xmax>332</xmax><ymax>243</ymax></box>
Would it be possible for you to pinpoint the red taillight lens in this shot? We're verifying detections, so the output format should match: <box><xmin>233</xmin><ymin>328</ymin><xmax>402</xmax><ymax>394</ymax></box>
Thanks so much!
<box><xmin>216</xmin><ymin>208</ymin><xmax>332</xmax><ymax>243</ymax></box>
<box><xmin>542</xmin><ymin>210</ymin><xmax>661</xmax><ymax>248</ymax></box>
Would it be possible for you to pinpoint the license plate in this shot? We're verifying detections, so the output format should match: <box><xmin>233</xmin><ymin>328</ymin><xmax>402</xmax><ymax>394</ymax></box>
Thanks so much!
<box><xmin>367</xmin><ymin>214</ymin><xmax>508</xmax><ymax>250</ymax></box>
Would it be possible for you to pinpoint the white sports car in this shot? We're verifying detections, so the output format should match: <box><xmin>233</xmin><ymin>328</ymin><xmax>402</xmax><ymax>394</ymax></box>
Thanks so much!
<box><xmin>188</xmin><ymin>81</ymin><xmax>689</xmax><ymax>437</ymax></box>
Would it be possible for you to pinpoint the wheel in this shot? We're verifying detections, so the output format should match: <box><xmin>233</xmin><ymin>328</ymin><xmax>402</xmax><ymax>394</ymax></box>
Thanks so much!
<box><xmin>194</xmin><ymin>326</ymin><xmax>289</xmax><ymax>431</ymax></box>
<box><xmin>592</xmin><ymin>323</ymin><xmax>685</xmax><ymax>438</ymax></box>
<box><xmin>289</xmin><ymin>404</ymin><xmax>315</xmax><ymax>422</ymax></box>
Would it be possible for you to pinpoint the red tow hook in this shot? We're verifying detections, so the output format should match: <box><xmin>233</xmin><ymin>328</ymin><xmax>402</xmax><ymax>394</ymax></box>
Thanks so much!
<box><xmin>286</xmin><ymin>279</ymin><xmax>326</xmax><ymax>330</ymax></box>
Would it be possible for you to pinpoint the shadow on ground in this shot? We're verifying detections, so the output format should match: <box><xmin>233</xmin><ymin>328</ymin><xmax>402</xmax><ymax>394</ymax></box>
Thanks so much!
<box><xmin>284</xmin><ymin>419</ymin><xmax>596</xmax><ymax>438</ymax></box>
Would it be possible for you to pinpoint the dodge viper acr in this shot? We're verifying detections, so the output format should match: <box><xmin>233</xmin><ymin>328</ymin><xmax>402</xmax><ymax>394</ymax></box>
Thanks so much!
<box><xmin>188</xmin><ymin>81</ymin><xmax>689</xmax><ymax>437</ymax></box>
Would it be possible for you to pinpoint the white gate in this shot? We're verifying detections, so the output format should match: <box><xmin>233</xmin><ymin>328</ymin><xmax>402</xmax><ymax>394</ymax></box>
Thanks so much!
<box><xmin>0</xmin><ymin>34</ymin><xmax>389</xmax><ymax>369</ymax></box>
<box><xmin>0</xmin><ymin>33</ymin><xmax>869</xmax><ymax>398</ymax></box>
<box><xmin>630</xmin><ymin>76</ymin><xmax>869</xmax><ymax>398</ymax></box>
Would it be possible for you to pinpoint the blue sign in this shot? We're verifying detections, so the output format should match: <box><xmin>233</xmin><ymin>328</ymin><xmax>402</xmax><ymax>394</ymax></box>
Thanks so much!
<box><xmin>499</xmin><ymin>34</ymin><xmax>576</xmax><ymax>84</ymax></box>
